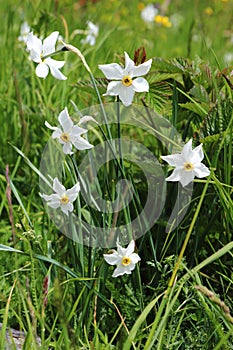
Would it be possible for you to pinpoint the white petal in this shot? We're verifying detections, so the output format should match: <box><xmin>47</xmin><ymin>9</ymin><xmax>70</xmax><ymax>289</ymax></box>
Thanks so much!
<box><xmin>27</xmin><ymin>32</ymin><xmax>42</xmax><ymax>54</ymax></box>
<box><xmin>194</xmin><ymin>163</ymin><xmax>210</xmax><ymax>178</ymax></box>
<box><xmin>66</xmin><ymin>184</ymin><xmax>80</xmax><ymax>201</ymax></box>
<box><xmin>118</xmin><ymin>85</ymin><xmax>135</xmax><ymax>106</ymax></box>
<box><xmin>131</xmin><ymin>59</ymin><xmax>152</xmax><ymax>77</ymax></box>
<box><xmin>132</xmin><ymin>77</ymin><xmax>149</xmax><ymax>92</ymax></box>
<box><xmin>61</xmin><ymin>202</ymin><xmax>73</xmax><ymax>215</ymax></box>
<box><xmin>123</xmin><ymin>52</ymin><xmax>135</xmax><ymax>75</ymax></box>
<box><xmin>45</xmin><ymin>57</ymin><xmax>66</xmax><ymax>69</ymax></box>
<box><xmin>62</xmin><ymin>142</ymin><xmax>73</xmax><ymax>154</ymax></box>
<box><xmin>112</xmin><ymin>265</ymin><xmax>132</xmax><ymax>277</ymax></box>
<box><xmin>103</xmin><ymin>251</ymin><xmax>121</xmax><ymax>265</ymax></box>
<box><xmin>42</xmin><ymin>31</ymin><xmax>59</xmax><ymax>56</ymax></box>
<box><xmin>30</xmin><ymin>48</ymin><xmax>42</xmax><ymax>63</ymax></box>
<box><xmin>52</xmin><ymin>129</ymin><xmax>62</xmax><ymax>139</ymax></box>
<box><xmin>181</xmin><ymin>139</ymin><xmax>193</xmax><ymax>161</ymax></box>
<box><xmin>125</xmin><ymin>240</ymin><xmax>135</xmax><ymax>256</ymax></box>
<box><xmin>161</xmin><ymin>154</ymin><xmax>184</xmax><ymax>167</ymax></box>
<box><xmin>70</xmin><ymin>125</ymin><xmax>87</xmax><ymax>137</ymax></box>
<box><xmin>41</xmin><ymin>193</ymin><xmax>55</xmax><ymax>202</ymax></box>
<box><xmin>179</xmin><ymin>169</ymin><xmax>195</xmax><ymax>187</ymax></box>
<box><xmin>104</xmin><ymin>81</ymin><xmax>122</xmax><ymax>96</ymax></box>
<box><xmin>191</xmin><ymin>144</ymin><xmax>204</xmax><ymax>163</ymax></box>
<box><xmin>165</xmin><ymin>168</ymin><xmax>181</xmax><ymax>182</ymax></box>
<box><xmin>47</xmin><ymin>201</ymin><xmax>61</xmax><ymax>209</ymax></box>
<box><xmin>72</xmin><ymin>137</ymin><xmax>93</xmax><ymax>150</ymax></box>
<box><xmin>129</xmin><ymin>253</ymin><xmax>141</xmax><ymax>264</ymax></box>
<box><xmin>83</xmin><ymin>34</ymin><xmax>96</xmax><ymax>46</ymax></box>
<box><xmin>98</xmin><ymin>63</ymin><xmax>123</xmax><ymax>80</ymax></box>
<box><xmin>58</xmin><ymin>107</ymin><xmax>73</xmax><ymax>132</ymax></box>
<box><xmin>53</xmin><ymin>177</ymin><xmax>66</xmax><ymax>196</ymax></box>
<box><xmin>36</xmin><ymin>62</ymin><xmax>49</xmax><ymax>78</ymax></box>
<box><xmin>46</xmin><ymin>59</ymin><xmax>67</xmax><ymax>80</ymax></box>
<box><xmin>87</xmin><ymin>21</ymin><xmax>99</xmax><ymax>36</ymax></box>
<box><xmin>45</xmin><ymin>121</ymin><xmax>59</xmax><ymax>131</ymax></box>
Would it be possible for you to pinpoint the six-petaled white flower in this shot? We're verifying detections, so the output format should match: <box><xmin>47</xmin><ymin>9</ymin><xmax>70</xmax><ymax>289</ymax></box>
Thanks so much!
<box><xmin>27</xmin><ymin>31</ymin><xmax>67</xmax><ymax>80</ymax></box>
<box><xmin>45</xmin><ymin>107</ymin><xmax>93</xmax><ymax>155</ymax></box>
<box><xmin>41</xmin><ymin>177</ymin><xmax>80</xmax><ymax>216</ymax></box>
<box><xmin>103</xmin><ymin>240</ymin><xmax>141</xmax><ymax>278</ymax></box>
<box><xmin>81</xmin><ymin>21</ymin><xmax>99</xmax><ymax>46</ymax></box>
<box><xmin>98</xmin><ymin>51</ymin><xmax>152</xmax><ymax>106</ymax></box>
<box><xmin>18</xmin><ymin>21</ymin><xmax>31</xmax><ymax>44</ymax></box>
<box><xmin>161</xmin><ymin>139</ymin><xmax>210</xmax><ymax>187</ymax></box>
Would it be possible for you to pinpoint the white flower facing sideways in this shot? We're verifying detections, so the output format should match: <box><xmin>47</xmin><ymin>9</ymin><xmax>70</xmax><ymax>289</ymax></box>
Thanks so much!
<box><xmin>103</xmin><ymin>240</ymin><xmax>141</xmax><ymax>278</ymax></box>
<box><xmin>18</xmin><ymin>21</ymin><xmax>30</xmax><ymax>44</ymax></box>
<box><xmin>41</xmin><ymin>177</ymin><xmax>80</xmax><ymax>216</ymax></box>
<box><xmin>161</xmin><ymin>139</ymin><xmax>210</xmax><ymax>187</ymax></box>
<box><xmin>26</xmin><ymin>31</ymin><xmax>67</xmax><ymax>80</ymax></box>
<box><xmin>81</xmin><ymin>21</ymin><xmax>99</xmax><ymax>46</ymax></box>
<box><xmin>141</xmin><ymin>4</ymin><xmax>158</xmax><ymax>23</ymax></box>
<box><xmin>98</xmin><ymin>51</ymin><xmax>152</xmax><ymax>107</ymax></box>
<box><xmin>45</xmin><ymin>107</ymin><xmax>93</xmax><ymax>155</ymax></box>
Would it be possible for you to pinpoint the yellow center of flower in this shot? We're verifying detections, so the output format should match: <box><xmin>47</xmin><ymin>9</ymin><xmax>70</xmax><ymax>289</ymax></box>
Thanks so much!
<box><xmin>60</xmin><ymin>195</ymin><xmax>69</xmax><ymax>204</ymax></box>
<box><xmin>122</xmin><ymin>257</ymin><xmax>131</xmax><ymax>266</ymax></box>
<box><xmin>60</xmin><ymin>132</ymin><xmax>70</xmax><ymax>143</ymax></box>
<box><xmin>184</xmin><ymin>162</ymin><xmax>194</xmax><ymax>171</ymax></box>
<box><xmin>122</xmin><ymin>75</ymin><xmax>133</xmax><ymax>87</ymax></box>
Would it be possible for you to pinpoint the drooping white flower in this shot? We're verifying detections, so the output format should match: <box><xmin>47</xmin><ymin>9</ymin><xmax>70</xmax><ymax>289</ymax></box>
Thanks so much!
<box><xmin>18</xmin><ymin>21</ymin><xmax>31</xmax><ymax>44</ymax></box>
<box><xmin>103</xmin><ymin>240</ymin><xmax>141</xmax><ymax>278</ymax></box>
<box><xmin>41</xmin><ymin>177</ymin><xmax>80</xmax><ymax>216</ymax></box>
<box><xmin>81</xmin><ymin>21</ymin><xmax>99</xmax><ymax>46</ymax></box>
<box><xmin>45</xmin><ymin>107</ymin><xmax>93</xmax><ymax>155</ymax></box>
<box><xmin>98</xmin><ymin>51</ymin><xmax>152</xmax><ymax>106</ymax></box>
<box><xmin>26</xmin><ymin>31</ymin><xmax>67</xmax><ymax>80</ymax></box>
<box><xmin>141</xmin><ymin>4</ymin><xmax>158</xmax><ymax>23</ymax></box>
<box><xmin>161</xmin><ymin>139</ymin><xmax>210</xmax><ymax>187</ymax></box>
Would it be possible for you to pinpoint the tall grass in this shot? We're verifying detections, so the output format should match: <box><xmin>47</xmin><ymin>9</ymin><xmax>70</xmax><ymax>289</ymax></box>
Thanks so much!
<box><xmin>0</xmin><ymin>0</ymin><xmax>232</xmax><ymax>349</ymax></box>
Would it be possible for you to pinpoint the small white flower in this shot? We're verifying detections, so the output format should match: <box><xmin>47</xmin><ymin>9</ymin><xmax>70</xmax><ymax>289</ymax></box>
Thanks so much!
<box><xmin>26</xmin><ymin>31</ymin><xmax>67</xmax><ymax>80</ymax></box>
<box><xmin>98</xmin><ymin>51</ymin><xmax>152</xmax><ymax>106</ymax></box>
<box><xmin>81</xmin><ymin>21</ymin><xmax>99</xmax><ymax>46</ymax></box>
<box><xmin>45</xmin><ymin>107</ymin><xmax>93</xmax><ymax>155</ymax></box>
<box><xmin>18</xmin><ymin>21</ymin><xmax>30</xmax><ymax>44</ymax></box>
<box><xmin>41</xmin><ymin>177</ymin><xmax>80</xmax><ymax>216</ymax></box>
<box><xmin>141</xmin><ymin>4</ymin><xmax>158</xmax><ymax>23</ymax></box>
<box><xmin>103</xmin><ymin>240</ymin><xmax>141</xmax><ymax>278</ymax></box>
<box><xmin>161</xmin><ymin>139</ymin><xmax>210</xmax><ymax>187</ymax></box>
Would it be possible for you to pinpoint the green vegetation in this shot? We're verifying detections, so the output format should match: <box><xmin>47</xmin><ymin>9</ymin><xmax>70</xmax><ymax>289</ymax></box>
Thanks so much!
<box><xmin>0</xmin><ymin>0</ymin><xmax>232</xmax><ymax>349</ymax></box>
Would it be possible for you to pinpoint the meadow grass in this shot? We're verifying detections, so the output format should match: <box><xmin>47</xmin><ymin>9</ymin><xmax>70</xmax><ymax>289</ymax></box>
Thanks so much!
<box><xmin>0</xmin><ymin>0</ymin><xmax>233</xmax><ymax>349</ymax></box>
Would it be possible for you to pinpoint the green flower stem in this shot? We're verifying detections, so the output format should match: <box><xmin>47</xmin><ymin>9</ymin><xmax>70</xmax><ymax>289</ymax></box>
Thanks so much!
<box><xmin>144</xmin><ymin>177</ymin><xmax>210</xmax><ymax>349</ymax></box>
<box><xmin>167</xmin><ymin>178</ymin><xmax>210</xmax><ymax>290</ymax></box>
<box><xmin>61</xmin><ymin>42</ymin><xmax>112</xmax><ymax>140</ymax></box>
<box><xmin>41</xmin><ymin>48</ymin><xmax>66</xmax><ymax>60</ymax></box>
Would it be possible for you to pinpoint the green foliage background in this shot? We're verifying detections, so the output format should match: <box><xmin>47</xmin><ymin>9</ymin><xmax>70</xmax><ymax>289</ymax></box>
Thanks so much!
<box><xmin>0</xmin><ymin>0</ymin><xmax>232</xmax><ymax>349</ymax></box>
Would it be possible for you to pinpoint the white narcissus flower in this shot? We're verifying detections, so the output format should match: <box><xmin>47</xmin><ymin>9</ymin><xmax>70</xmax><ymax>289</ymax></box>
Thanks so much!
<box><xmin>98</xmin><ymin>51</ymin><xmax>152</xmax><ymax>107</ymax></box>
<box><xmin>141</xmin><ymin>4</ymin><xmax>158</xmax><ymax>23</ymax></box>
<box><xmin>103</xmin><ymin>240</ymin><xmax>141</xmax><ymax>278</ymax></box>
<box><xmin>81</xmin><ymin>21</ymin><xmax>99</xmax><ymax>46</ymax></box>
<box><xmin>26</xmin><ymin>31</ymin><xmax>67</xmax><ymax>80</ymax></box>
<box><xmin>45</xmin><ymin>107</ymin><xmax>93</xmax><ymax>155</ymax></box>
<box><xmin>41</xmin><ymin>177</ymin><xmax>80</xmax><ymax>216</ymax></box>
<box><xmin>18</xmin><ymin>21</ymin><xmax>31</xmax><ymax>43</ymax></box>
<box><xmin>161</xmin><ymin>139</ymin><xmax>210</xmax><ymax>187</ymax></box>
